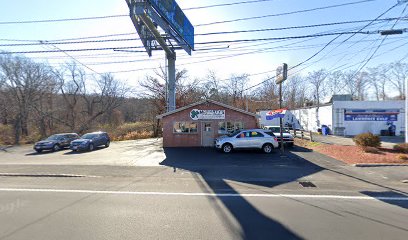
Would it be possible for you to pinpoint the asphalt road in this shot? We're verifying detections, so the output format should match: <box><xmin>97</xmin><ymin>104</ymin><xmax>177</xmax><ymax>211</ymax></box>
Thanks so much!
<box><xmin>0</xmin><ymin>139</ymin><xmax>407</xmax><ymax>240</ymax></box>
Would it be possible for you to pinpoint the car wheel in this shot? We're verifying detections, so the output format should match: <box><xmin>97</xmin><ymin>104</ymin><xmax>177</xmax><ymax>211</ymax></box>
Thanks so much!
<box><xmin>35</xmin><ymin>149</ymin><xmax>42</xmax><ymax>153</ymax></box>
<box><xmin>222</xmin><ymin>143</ymin><xmax>233</xmax><ymax>153</ymax></box>
<box><xmin>52</xmin><ymin>144</ymin><xmax>60</xmax><ymax>152</ymax></box>
<box><xmin>262</xmin><ymin>143</ymin><xmax>273</xmax><ymax>154</ymax></box>
<box><xmin>105</xmin><ymin>141</ymin><xmax>110</xmax><ymax>148</ymax></box>
<box><xmin>88</xmin><ymin>143</ymin><xmax>94</xmax><ymax>151</ymax></box>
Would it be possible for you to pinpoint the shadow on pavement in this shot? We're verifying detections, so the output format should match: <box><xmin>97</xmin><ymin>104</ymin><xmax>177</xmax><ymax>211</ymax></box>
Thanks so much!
<box><xmin>361</xmin><ymin>191</ymin><xmax>408</xmax><ymax>210</ymax></box>
<box><xmin>63</xmin><ymin>147</ymin><xmax>105</xmax><ymax>155</ymax></box>
<box><xmin>25</xmin><ymin>149</ymin><xmax>70</xmax><ymax>156</ymax></box>
<box><xmin>160</xmin><ymin>147</ymin><xmax>324</xmax><ymax>239</ymax></box>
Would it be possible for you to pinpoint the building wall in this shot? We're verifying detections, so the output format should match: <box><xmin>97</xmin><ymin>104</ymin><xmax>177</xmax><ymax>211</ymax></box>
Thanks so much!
<box><xmin>332</xmin><ymin>100</ymin><xmax>405</xmax><ymax>136</ymax></box>
<box><xmin>162</xmin><ymin>102</ymin><xmax>258</xmax><ymax>147</ymax></box>
<box><xmin>281</xmin><ymin>100</ymin><xmax>404</xmax><ymax>136</ymax></box>
<box><xmin>290</xmin><ymin>105</ymin><xmax>333</xmax><ymax>132</ymax></box>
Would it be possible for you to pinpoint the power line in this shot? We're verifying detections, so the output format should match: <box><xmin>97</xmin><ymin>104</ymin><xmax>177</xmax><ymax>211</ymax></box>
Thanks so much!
<box><xmin>241</xmin><ymin>2</ymin><xmax>402</xmax><ymax>92</ymax></box>
<box><xmin>196</xmin><ymin>0</ymin><xmax>378</xmax><ymax>26</ymax></box>
<box><xmin>2</xmin><ymin>16</ymin><xmax>405</xmax><ymax>43</ymax></box>
<box><xmin>0</xmin><ymin>31</ymin><xmax>373</xmax><ymax>54</ymax></box>
<box><xmin>0</xmin><ymin>0</ymin><xmax>377</xmax><ymax>26</ymax></box>
<box><xmin>184</xmin><ymin>0</ymin><xmax>277</xmax><ymax>10</ymax></box>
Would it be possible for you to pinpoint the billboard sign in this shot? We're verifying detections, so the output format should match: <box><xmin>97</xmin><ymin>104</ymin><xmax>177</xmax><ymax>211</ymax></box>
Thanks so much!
<box><xmin>276</xmin><ymin>63</ymin><xmax>288</xmax><ymax>84</ymax></box>
<box><xmin>148</xmin><ymin>0</ymin><xmax>194</xmax><ymax>50</ymax></box>
<box><xmin>266</xmin><ymin>108</ymin><xmax>287</xmax><ymax>120</ymax></box>
<box><xmin>344</xmin><ymin>109</ymin><xmax>399</xmax><ymax>121</ymax></box>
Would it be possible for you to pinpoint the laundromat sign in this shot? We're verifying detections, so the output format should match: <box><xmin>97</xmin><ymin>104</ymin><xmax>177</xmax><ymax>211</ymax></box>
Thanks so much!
<box><xmin>190</xmin><ymin>109</ymin><xmax>225</xmax><ymax>120</ymax></box>
<box><xmin>344</xmin><ymin>109</ymin><xmax>399</xmax><ymax>121</ymax></box>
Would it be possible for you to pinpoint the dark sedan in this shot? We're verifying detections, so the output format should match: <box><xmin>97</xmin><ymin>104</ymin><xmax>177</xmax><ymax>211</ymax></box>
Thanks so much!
<box><xmin>33</xmin><ymin>133</ymin><xmax>79</xmax><ymax>153</ymax></box>
<box><xmin>70</xmin><ymin>132</ymin><xmax>110</xmax><ymax>152</ymax></box>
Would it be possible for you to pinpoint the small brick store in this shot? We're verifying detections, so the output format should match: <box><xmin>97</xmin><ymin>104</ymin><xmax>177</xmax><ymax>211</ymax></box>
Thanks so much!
<box><xmin>157</xmin><ymin>99</ymin><xmax>258</xmax><ymax>147</ymax></box>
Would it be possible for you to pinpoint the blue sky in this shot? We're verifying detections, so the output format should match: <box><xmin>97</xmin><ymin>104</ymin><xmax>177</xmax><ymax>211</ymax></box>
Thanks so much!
<box><xmin>0</xmin><ymin>0</ymin><xmax>407</xmax><ymax>91</ymax></box>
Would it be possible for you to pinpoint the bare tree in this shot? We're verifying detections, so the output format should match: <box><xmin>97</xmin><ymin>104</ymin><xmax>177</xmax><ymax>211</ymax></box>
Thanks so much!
<box><xmin>389</xmin><ymin>61</ymin><xmax>408</xmax><ymax>99</ymax></box>
<box><xmin>0</xmin><ymin>55</ymin><xmax>55</xmax><ymax>143</ymax></box>
<box><xmin>307</xmin><ymin>69</ymin><xmax>328</xmax><ymax>127</ymax></box>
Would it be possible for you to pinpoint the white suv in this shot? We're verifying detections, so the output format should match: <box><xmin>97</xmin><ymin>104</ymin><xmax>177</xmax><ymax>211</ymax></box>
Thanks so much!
<box><xmin>215</xmin><ymin>129</ymin><xmax>279</xmax><ymax>153</ymax></box>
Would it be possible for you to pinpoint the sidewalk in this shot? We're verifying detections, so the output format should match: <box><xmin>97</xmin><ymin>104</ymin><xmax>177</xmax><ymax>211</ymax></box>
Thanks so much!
<box><xmin>313</xmin><ymin>134</ymin><xmax>404</xmax><ymax>148</ymax></box>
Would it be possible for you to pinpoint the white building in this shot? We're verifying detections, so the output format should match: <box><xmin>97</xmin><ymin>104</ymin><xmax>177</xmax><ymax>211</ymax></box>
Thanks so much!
<box><xmin>259</xmin><ymin>96</ymin><xmax>405</xmax><ymax>136</ymax></box>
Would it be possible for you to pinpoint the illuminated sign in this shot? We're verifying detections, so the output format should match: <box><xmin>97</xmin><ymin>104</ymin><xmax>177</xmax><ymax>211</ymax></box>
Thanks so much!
<box><xmin>148</xmin><ymin>0</ymin><xmax>194</xmax><ymax>49</ymax></box>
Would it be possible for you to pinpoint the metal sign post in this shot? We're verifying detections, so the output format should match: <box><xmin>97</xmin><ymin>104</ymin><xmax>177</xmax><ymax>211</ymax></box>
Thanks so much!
<box><xmin>276</xmin><ymin>63</ymin><xmax>288</xmax><ymax>154</ymax></box>
<box><xmin>125</xmin><ymin>0</ymin><xmax>194</xmax><ymax>112</ymax></box>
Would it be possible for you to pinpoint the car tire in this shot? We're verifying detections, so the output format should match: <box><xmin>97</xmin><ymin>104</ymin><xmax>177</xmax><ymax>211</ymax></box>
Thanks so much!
<box><xmin>88</xmin><ymin>143</ymin><xmax>94</xmax><ymax>151</ymax></box>
<box><xmin>52</xmin><ymin>144</ymin><xmax>60</xmax><ymax>152</ymax></box>
<box><xmin>35</xmin><ymin>149</ymin><xmax>42</xmax><ymax>153</ymax></box>
<box><xmin>262</xmin><ymin>143</ymin><xmax>273</xmax><ymax>154</ymax></box>
<box><xmin>105</xmin><ymin>141</ymin><xmax>110</xmax><ymax>148</ymax></box>
<box><xmin>222</xmin><ymin>143</ymin><xmax>233</xmax><ymax>153</ymax></box>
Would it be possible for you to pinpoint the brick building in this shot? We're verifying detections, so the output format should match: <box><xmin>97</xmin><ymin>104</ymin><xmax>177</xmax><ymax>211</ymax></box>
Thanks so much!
<box><xmin>157</xmin><ymin>99</ymin><xmax>258</xmax><ymax>147</ymax></box>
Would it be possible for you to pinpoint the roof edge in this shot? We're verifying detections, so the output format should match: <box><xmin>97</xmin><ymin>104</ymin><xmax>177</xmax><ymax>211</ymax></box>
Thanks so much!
<box><xmin>156</xmin><ymin>99</ymin><xmax>258</xmax><ymax>119</ymax></box>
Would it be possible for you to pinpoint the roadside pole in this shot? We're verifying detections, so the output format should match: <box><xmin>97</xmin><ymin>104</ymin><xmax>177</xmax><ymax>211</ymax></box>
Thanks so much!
<box><xmin>276</xmin><ymin>63</ymin><xmax>288</xmax><ymax>154</ymax></box>
<box><xmin>405</xmin><ymin>77</ymin><xmax>407</xmax><ymax>143</ymax></box>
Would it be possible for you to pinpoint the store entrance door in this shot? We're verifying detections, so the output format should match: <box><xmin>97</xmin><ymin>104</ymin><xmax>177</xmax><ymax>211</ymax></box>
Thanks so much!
<box><xmin>202</xmin><ymin>122</ymin><xmax>214</xmax><ymax>147</ymax></box>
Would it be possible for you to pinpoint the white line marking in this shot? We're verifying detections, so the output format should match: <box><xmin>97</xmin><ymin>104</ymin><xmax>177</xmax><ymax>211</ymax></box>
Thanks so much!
<box><xmin>0</xmin><ymin>188</ymin><xmax>407</xmax><ymax>201</ymax></box>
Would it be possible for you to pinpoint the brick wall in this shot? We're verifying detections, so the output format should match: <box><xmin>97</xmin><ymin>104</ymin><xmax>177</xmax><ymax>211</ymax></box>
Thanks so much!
<box><xmin>162</xmin><ymin>102</ymin><xmax>258</xmax><ymax>147</ymax></box>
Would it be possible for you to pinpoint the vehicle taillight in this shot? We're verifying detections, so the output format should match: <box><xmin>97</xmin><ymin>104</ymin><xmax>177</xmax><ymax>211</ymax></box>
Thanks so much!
<box><xmin>274</xmin><ymin>137</ymin><xmax>277</xmax><ymax>142</ymax></box>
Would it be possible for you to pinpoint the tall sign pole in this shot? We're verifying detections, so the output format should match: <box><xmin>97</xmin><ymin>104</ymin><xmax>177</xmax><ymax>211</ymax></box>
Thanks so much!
<box><xmin>405</xmin><ymin>77</ymin><xmax>407</xmax><ymax>143</ymax></box>
<box><xmin>276</xmin><ymin>63</ymin><xmax>288</xmax><ymax>154</ymax></box>
<box><xmin>125</xmin><ymin>0</ymin><xmax>194</xmax><ymax>112</ymax></box>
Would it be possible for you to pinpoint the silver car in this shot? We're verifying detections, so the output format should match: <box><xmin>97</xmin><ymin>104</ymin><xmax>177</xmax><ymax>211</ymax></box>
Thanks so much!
<box><xmin>215</xmin><ymin>129</ymin><xmax>279</xmax><ymax>153</ymax></box>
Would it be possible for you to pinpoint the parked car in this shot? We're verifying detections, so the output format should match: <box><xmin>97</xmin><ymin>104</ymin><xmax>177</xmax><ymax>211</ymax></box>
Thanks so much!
<box><xmin>215</xmin><ymin>129</ymin><xmax>279</xmax><ymax>153</ymax></box>
<box><xmin>33</xmin><ymin>133</ymin><xmax>79</xmax><ymax>153</ymax></box>
<box><xmin>263</xmin><ymin>126</ymin><xmax>294</xmax><ymax>147</ymax></box>
<box><xmin>70</xmin><ymin>132</ymin><xmax>110</xmax><ymax>152</ymax></box>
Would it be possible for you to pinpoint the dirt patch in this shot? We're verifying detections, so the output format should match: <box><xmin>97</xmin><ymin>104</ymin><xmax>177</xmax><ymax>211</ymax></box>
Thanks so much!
<box><xmin>295</xmin><ymin>139</ymin><xmax>408</xmax><ymax>165</ymax></box>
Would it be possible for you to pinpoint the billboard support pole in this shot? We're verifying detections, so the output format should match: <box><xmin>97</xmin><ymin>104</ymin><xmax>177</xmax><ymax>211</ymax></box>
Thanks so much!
<box><xmin>167</xmin><ymin>52</ymin><xmax>176</xmax><ymax>111</ymax></box>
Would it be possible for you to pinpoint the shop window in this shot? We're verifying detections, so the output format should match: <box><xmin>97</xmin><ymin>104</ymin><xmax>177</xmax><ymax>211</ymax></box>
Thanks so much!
<box><xmin>173</xmin><ymin>122</ymin><xmax>198</xmax><ymax>133</ymax></box>
<box><xmin>218</xmin><ymin>122</ymin><xmax>244</xmax><ymax>134</ymax></box>
<box><xmin>204</xmin><ymin>123</ymin><xmax>212</xmax><ymax>132</ymax></box>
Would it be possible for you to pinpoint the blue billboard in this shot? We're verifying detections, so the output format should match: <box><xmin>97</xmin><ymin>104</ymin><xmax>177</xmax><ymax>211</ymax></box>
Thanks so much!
<box><xmin>148</xmin><ymin>0</ymin><xmax>194</xmax><ymax>50</ymax></box>
<box><xmin>344</xmin><ymin>109</ymin><xmax>399</xmax><ymax>121</ymax></box>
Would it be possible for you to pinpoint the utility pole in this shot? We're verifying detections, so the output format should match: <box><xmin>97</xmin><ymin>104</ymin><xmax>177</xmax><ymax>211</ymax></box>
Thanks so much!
<box><xmin>378</xmin><ymin>25</ymin><xmax>407</xmax><ymax>142</ymax></box>
<box><xmin>276</xmin><ymin>63</ymin><xmax>288</xmax><ymax>154</ymax></box>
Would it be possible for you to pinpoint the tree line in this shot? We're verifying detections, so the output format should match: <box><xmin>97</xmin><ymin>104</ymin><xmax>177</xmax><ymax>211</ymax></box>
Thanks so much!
<box><xmin>1</xmin><ymin>53</ymin><xmax>406</xmax><ymax>144</ymax></box>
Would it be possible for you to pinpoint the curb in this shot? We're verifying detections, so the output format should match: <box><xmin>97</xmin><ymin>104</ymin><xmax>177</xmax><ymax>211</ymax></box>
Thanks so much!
<box><xmin>352</xmin><ymin>163</ymin><xmax>408</xmax><ymax>167</ymax></box>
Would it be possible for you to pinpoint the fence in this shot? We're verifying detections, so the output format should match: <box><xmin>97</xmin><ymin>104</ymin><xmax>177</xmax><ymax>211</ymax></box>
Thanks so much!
<box><xmin>289</xmin><ymin>129</ymin><xmax>314</xmax><ymax>142</ymax></box>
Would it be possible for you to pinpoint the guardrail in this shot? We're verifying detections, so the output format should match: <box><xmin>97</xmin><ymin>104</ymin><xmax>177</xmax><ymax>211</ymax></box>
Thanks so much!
<box><xmin>289</xmin><ymin>129</ymin><xmax>313</xmax><ymax>142</ymax></box>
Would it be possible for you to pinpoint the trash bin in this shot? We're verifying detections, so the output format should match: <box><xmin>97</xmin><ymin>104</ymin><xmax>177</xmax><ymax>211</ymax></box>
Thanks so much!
<box><xmin>322</xmin><ymin>126</ymin><xmax>328</xmax><ymax>135</ymax></box>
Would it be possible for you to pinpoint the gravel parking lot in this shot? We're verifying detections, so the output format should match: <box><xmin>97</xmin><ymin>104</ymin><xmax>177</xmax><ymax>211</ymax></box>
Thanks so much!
<box><xmin>0</xmin><ymin>138</ymin><xmax>166</xmax><ymax>166</ymax></box>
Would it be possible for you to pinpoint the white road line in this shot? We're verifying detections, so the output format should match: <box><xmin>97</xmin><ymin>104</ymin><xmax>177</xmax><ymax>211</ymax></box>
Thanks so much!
<box><xmin>0</xmin><ymin>188</ymin><xmax>407</xmax><ymax>201</ymax></box>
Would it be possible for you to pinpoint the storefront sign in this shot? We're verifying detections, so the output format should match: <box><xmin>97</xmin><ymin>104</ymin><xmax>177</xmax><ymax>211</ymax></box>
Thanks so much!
<box><xmin>190</xmin><ymin>109</ymin><xmax>225</xmax><ymax>120</ymax></box>
<box><xmin>266</xmin><ymin>108</ymin><xmax>287</xmax><ymax>120</ymax></box>
<box><xmin>344</xmin><ymin>109</ymin><xmax>399</xmax><ymax>121</ymax></box>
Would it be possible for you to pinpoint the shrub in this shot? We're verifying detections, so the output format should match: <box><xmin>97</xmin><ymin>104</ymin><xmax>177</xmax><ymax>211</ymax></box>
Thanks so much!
<box><xmin>0</xmin><ymin>124</ymin><xmax>14</xmax><ymax>145</ymax></box>
<box><xmin>393</xmin><ymin>143</ymin><xmax>408</xmax><ymax>154</ymax></box>
<box><xmin>353</xmin><ymin>132</ymin><xmax>381</xmax><ymax>148</ymax></box>
<box><xmin>396</xmin><ymin>154</ymin><xmax>408</xmax><ymax>161</ymax></box>
<box><xmin>361</xmin><ymin>146</ymin><xmax>380</xmax><ymax>154</ymax></box>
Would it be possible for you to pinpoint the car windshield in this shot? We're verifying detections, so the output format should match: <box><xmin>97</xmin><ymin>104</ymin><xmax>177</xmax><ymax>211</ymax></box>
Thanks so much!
<box><xmin>81</xmin><ymin>134</ymin><xmax>98</xmax><ymax>139</ymax></box>
<box><xmin>227</xmin><ymin>130</ymin><xmax>241</xmax><ymax>137</ymax></box>
<box><xmin>46</xmin><ymin>135</ymin><xmax>63</xmax><ymax>140</ymax></box>
<box><xmin>268</xmin><ymin>127</ymin><xmax>289</xmax><ymax>133</ymax></box>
